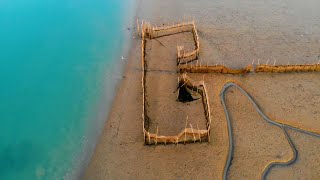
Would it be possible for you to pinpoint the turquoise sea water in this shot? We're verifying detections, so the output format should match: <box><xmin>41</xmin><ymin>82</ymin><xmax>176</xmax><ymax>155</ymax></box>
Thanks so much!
<box><xmin>0</xmin><ymin>0</ymin><xmax>134</xmax><ymax>179</ymax></box>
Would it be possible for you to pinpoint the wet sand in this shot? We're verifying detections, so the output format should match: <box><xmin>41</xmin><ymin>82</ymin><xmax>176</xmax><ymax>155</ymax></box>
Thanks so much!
<box><xmin>84</xmin><ymin>0</ymin><xmax>320</xmax><ymax>179</ymax></box>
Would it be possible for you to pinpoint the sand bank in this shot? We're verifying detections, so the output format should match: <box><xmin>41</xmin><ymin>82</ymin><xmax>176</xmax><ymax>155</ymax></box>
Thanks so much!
<box><xmin>84</xmin><ymin>0</ymin><xmax>320</xmax><ymax>179</ymax></box>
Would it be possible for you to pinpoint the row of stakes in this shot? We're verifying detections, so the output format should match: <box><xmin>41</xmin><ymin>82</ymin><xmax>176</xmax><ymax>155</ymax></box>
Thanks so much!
<box><xmin>178</xmin><ymin>59</ymin><xmax>320</xmax><ymax>68</ymax></box>
<box><xmin>151</xmin><ymin>116</ymin><xmax>203</xmax><ymax>145</ymax></box>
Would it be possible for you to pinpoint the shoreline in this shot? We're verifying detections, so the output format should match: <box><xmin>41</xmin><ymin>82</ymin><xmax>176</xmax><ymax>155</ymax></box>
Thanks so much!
<box><xmin>84</xmin><ymin>0</ymin><xmax>320</xmax><ymax>179</ymax></box>
<box><xmin>76</xmin><ymin>1</ymin><xmax>139</xmax><ymax>178</ymax></box>
<box><xmin>83</xmin><ymin>32</ymin><xmax>144</xmax><ymax>178</ymax></box>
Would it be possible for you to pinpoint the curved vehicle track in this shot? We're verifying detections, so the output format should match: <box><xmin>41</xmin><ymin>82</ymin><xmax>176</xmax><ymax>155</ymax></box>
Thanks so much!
<box><xmin>220</xmin><ymin>82</ymin><xmax>320</xmax><ymax>180</ymax></box>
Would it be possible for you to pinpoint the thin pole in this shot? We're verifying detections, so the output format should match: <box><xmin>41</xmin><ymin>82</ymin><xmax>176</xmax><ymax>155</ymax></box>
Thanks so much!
<box><xmin>184</xmin><ymin>116</ymin><xmax>188</xmax><ymax>144</ymax></box>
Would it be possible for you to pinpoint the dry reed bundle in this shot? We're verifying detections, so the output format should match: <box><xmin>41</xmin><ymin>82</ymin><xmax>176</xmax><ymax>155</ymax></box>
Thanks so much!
<box><xmin>179</xmin><ymin>64</ymin><xmax>253</xmax><ymax>74</ymax></box>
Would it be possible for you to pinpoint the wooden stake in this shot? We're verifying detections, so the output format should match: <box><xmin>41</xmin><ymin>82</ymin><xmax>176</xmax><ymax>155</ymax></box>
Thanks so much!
<box><xmin>190</xmin><ymin>124</ymin><xmax>196</xmax><ymax>142</ymax></box>
<box><xmin>197</xmin><ymin>123</ymin><xmax>201</xmax><ymax>143</ymax></box>
<box><xmin>155</xmin><ymin>126</ymin><xmax>158</xmax><ymax>145</ymax></box>
<box><xmin>196</xmin><ymin>60</ymin><xmax>199</xmax><ymax>69</ymax></box>
<box><xmin>184</xmin><ymin>116</ymin><xmax>188</xmax><ymax>144</ymax></box>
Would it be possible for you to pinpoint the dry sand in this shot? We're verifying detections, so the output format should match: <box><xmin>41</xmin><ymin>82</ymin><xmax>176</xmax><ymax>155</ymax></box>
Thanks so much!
<box><xmin>145</xmin><ymin>32</ymin><xmax>207</xmax><ymax>136</ymax></box>
<box><xmin>84</xmin><ymin>0</ymin><xmax>320</xmax><ymax>179</ymax></box>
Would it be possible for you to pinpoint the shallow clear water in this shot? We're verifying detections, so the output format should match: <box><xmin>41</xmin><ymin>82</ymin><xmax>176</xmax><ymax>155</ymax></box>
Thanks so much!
<box><xmin>0</xmin><ymin>0</ymin><xmax>133</xmax><ymax>179</ymax></box>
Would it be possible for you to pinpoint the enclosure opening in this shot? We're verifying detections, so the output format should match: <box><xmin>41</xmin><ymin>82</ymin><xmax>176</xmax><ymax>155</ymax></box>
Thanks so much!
<box><xmin>177</xmin><ymin>82</ymin><xmax>200</xmax><ymax>103</ymax></box>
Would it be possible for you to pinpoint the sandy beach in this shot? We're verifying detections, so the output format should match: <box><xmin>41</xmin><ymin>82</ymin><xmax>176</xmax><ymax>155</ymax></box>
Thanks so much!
<box><xmin>84</xmin><ymin>0</ymin><xmax>320</xmax><ymax>179</ymax></box>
